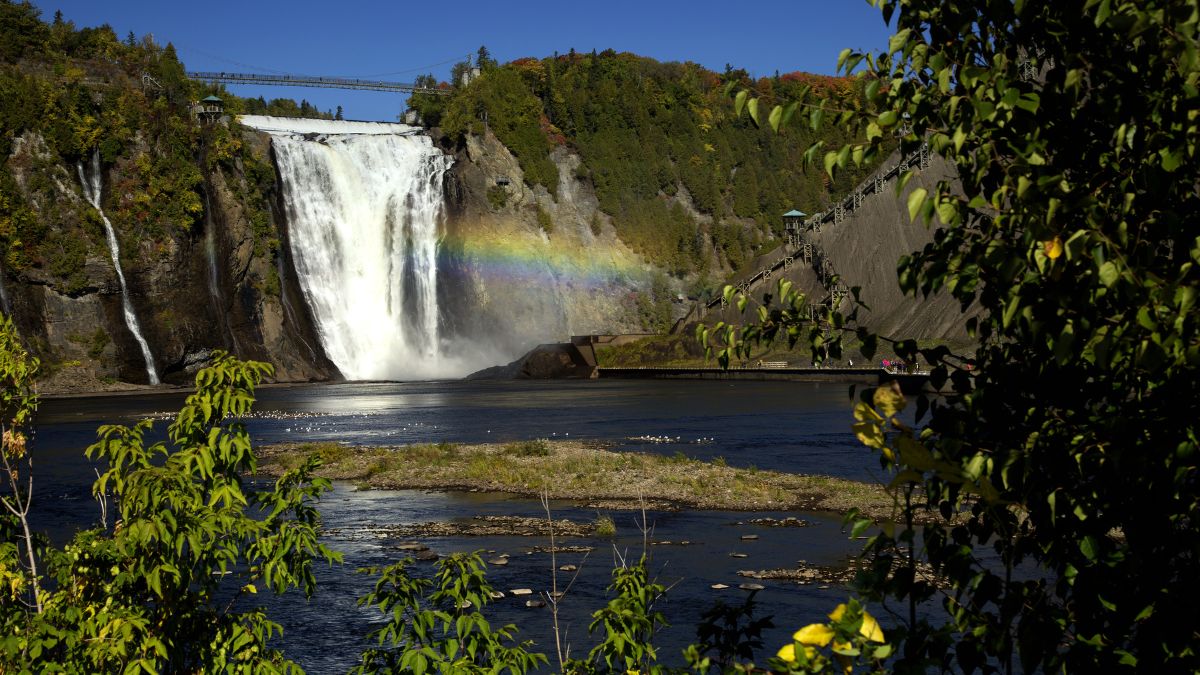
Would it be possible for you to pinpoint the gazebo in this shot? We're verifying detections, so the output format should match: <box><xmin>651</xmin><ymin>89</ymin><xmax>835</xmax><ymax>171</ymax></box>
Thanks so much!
<box><xmin>193</xmin><ymin>95</ymin><xmax>224</xmax><ymax>124</ymax></box>
<box><xmin>783</xmin><ymin>209</ymin><xmax>807</xmax><ymax>244</ymax></box>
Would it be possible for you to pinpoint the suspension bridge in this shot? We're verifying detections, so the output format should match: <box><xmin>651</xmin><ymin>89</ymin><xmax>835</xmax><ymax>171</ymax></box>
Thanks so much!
<box><xmin>186</xmin><ymin>71</ymin><xmax>451</xmax><ymax>95</ymax></box>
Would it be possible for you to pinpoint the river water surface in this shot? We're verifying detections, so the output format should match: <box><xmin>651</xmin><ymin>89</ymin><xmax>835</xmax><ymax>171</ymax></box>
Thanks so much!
<box><xmin>31</xmin><ymin>379</ymin><xmax>889</xmax><ymax>672</ymax></box>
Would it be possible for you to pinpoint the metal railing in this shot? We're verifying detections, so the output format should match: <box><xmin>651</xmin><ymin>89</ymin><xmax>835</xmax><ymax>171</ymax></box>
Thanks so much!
<box><xmin>187</xmin><ymin>71</ymin><xmax>451</xmax><ymax>95</ymax></box>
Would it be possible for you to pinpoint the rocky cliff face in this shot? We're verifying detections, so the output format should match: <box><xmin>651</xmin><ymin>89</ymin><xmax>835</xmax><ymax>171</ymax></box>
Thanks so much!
<box><xmin>1</xmin><ymin>121</ymin><xmax>685</xmax><ymax>391</ymax></box>
<box><xmin>436</xmin><ymin>128</ymin><xmax>664</xmax><ymax>359</ymax></box>
<box><xmin>1</xmin><ymin>126</ymin><xmax>335</xmax><ymax>392</ymax></box>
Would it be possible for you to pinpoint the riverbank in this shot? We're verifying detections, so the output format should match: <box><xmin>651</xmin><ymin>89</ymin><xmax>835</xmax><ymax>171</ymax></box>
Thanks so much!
<box><xmin>257</xmin><ymin>439</ymin><xmax>901</xmax><ymax>520</ymax></box>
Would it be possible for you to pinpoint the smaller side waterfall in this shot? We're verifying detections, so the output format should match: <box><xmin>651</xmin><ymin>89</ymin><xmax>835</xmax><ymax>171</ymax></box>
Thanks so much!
<box><xmin>0</xmin><ymin>265</ymin><xmax>11</xmax><ymax>316</ymax></box>
<box><xmin>78</xmin><ymin>151</ymin><xmax>159</xmax><ymax>385</ymax></box>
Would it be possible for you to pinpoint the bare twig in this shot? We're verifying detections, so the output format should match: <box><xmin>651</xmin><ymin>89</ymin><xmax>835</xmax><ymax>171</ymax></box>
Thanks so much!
<box><xmin>1</xmin><ymin>424</ymin><xmax>42</xmax><ymax>613</ymax></box>
<box><xmin>94</xmin><ymin>467</ymin><xmax>108</xmax><ymax>530</ymax></box>
<box><xmin>542</xmin><ymin>491</ymin><xmax>567</xmax><ymax>671</ymax></box>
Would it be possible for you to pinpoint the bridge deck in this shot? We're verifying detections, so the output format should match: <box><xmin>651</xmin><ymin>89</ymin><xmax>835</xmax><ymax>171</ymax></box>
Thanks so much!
<box><xmin>188</xmin><ymin>71</ymin><xmax>450</xmax><ymax>95</ymax></box>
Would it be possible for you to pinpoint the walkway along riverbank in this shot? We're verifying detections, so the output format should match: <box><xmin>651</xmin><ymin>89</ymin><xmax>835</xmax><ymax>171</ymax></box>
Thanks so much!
<box><xmin>598</xmin><ymin>366</ymin><xmax>931</xmax><ymax>393</ymax></box>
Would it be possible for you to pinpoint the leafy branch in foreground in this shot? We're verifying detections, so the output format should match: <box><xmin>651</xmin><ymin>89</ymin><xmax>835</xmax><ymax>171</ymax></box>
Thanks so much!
<box><xmin>353</xmin><ymin>552</ymin><xmax>546</xmax><ymax>674</ymax></box>
<box><xmin>713</xmin><ymin>0</ymin><xmax>1200</xmax><ymax>672</ymax></box>
<box><xmin>0</xmin><ymin>348</ymin><xmax>342</xmax><ymax>673</ymax></box>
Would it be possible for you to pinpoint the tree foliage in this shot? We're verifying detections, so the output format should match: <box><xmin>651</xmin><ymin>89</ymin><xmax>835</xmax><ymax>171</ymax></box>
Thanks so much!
<box><xmin>716</xmin><ymin>0</ymin><xmax>1200</xmax><ymax>671</ymax></box>
<box><xmin>0</xmin><ymin>2</ymin><xmax>329</xmax><ymax>293</ymax></box>
<box><xmin>0</xmin><ymin>347</ymin><xmax>342</xmax><ymax>673</ymax></box>
<box><xmin>441</xmin><ymin>49</ymin><xmax>884</xmax><ymax>277</ymax></box>
<box><xmin>352</xmin><ymin>553</ymin><xmax>545</xmax><ymax>674</ymax></box>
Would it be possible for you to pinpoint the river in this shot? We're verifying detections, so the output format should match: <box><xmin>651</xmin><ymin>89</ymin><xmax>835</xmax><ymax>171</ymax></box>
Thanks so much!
<box><xmin>30</xmin><ymin>378</ymin><xmax>889</xmax><ymax>672</ymax></box>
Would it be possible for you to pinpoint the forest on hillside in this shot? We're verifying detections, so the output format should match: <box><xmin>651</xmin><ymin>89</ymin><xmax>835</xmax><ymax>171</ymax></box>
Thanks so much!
<box><xmin>414</xmin><ymin>49</ymin><xmax>888</xmax><ymax>279</ymax></box>
<box><xmin>0</xmin><ymin>0</ymin><xmax>332</xmax><ymax>298</ymax></box>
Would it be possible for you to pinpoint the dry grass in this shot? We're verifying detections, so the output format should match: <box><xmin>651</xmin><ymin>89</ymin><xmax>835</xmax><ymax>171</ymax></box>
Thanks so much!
<box><xmin>258</xmin><ymin>440</ymin><xmax>903</xmax><ymax>519</ymax></box>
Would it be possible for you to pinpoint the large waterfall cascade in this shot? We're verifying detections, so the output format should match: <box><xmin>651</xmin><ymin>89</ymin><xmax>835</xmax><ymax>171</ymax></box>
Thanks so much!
<box><xmin>78</xmin><ymin>151</ymin><xmax>160</xmax><ymax>385</ymax></box>
<box><xmin>240</xmin><ymin>115</ymin><xmax>475</xmax><ymax>380</ymax></box>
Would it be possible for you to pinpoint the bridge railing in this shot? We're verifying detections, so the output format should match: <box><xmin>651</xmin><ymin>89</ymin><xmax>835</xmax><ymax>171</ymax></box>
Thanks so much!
<box><xmin>187</xmin><ymin>71</ymin><xmax>451</xmax><ymax>95</ymax></box>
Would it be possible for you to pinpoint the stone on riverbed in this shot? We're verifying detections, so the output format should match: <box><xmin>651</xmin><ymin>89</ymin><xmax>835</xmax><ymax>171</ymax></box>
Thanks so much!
<box><xmin>747</xmin><ymin>517</ymin><xmax>810</xmax><ymax>527</ymax></box>
<box><xmin>510</xmin><ymin>588</ymin><xmax>533</xmax><ymax>596</ymax></box>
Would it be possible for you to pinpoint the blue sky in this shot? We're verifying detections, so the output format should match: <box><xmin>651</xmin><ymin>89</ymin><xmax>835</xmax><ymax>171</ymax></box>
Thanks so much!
<box><xmin>30</xmin><ymin>0</ymin><xmax>895</xmax><ymax>121</ymax></box>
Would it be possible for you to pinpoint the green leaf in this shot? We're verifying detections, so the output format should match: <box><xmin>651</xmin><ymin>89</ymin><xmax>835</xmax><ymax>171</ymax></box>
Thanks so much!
<box><xmin>1080</xmin><ymin>535</ymin><xmax>1099</xmax><ymax>560</ymax></box>
<box><xmin>1098</xmin><ymin>261</ymin><xmax>1119</xmax><ymax>287</ymax></box>
<box><xmin>1160</xmin><ymin>147</ymin><xmax>1182</xmax><ymax>172</ymax></box>
<box><xmin>907</xmin><ymin>187</ymin><xmax>928</xmax><ymax>222</ymax></box>
<box><xmin>888</xmin><ymin>28</ymin><xmax>912</xmax><ymax>55</ymax></box>
<box><xmin>810</xmin><ymin>106</ymin><xmax>826</xmax><ymax>131</ymax></box>
<box><xmin>734</xmin><ymin>90</ymin><xmax>748</xmax><ymax>117</ymax></box>
<box><xmin>768</xmin><ymin>104</ymin><xmax>782</xmax><ymax>132</ymax></box>
<box><xmin>747</xmin><ymin>98</ymin><xmax>760</xmax><ymax>126</ymax></box>
<box><xmin>780</xmin><ymin>101</ymin><xmax>799</xmax><ymax>128</ymax></box>
<box><xmin>824</xmin><ymin>151</ymin><xmax>839</xmax><ymax>178</ymax></box>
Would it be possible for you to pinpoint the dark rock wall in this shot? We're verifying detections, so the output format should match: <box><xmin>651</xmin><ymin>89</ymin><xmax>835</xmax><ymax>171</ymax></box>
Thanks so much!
<box><xmin>698</xmin><ymin>149</ymin><xmax>976</xmax><ymax>346</ymax></box>
<box><xmin>1</xmin><ymin>128</ymin><xmax>336</xmax><ymax>392</ymax></box>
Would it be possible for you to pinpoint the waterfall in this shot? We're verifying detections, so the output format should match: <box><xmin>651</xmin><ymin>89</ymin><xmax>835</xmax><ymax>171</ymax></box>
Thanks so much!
<box><xmin>78</xmin><ymin>151</ymin><xmax>159</xmax><ymax>385</ymax></box>
<box><xmin>0</xmin><ymin>264</ymin><xmax>11</xmax><ymax>316</ymax></box>
<box><xmin>240</xmin><ymin>115</ymin><xmax>458</xmax><ymax>380</ymax></box>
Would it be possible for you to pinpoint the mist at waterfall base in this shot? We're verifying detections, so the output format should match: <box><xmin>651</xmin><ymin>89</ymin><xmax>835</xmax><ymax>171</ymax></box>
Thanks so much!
<box><xmin>241</xmin><ymin>116</ymin><xmax>509</xmax><ymax>381</ymax></box>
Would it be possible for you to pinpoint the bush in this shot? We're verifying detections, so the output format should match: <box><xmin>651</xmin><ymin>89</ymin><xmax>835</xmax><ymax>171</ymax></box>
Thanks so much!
<box><xmin>535</xmin><ymin>204</ymin><xmax>554</xmax><ymax>234</ymax></box>
<box><xmin>593</xmin><ymin>513</ymin><xmax>616</xmax><ymax>537</ymax></box>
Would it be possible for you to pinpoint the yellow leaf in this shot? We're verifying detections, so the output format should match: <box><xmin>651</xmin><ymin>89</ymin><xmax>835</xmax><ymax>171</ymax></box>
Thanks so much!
<box><xmin>794</xmin><ymin>623</ymin><xmax>835</xmax><ymax>647</ymax></box>
<box><xmin>861</xmin><ymin>610</ymin><xmax>885</xmax><ymax>643</ymax></box>
<box><xmin>872</xmin><ymin>383</ymin><xmax>907</xmax><ymax>418</ymax></box>
<box><xmin>853</xmin><ymin>401</ymin><xmax>883</xmax><ymax>423</ymax></box>
<box><xmin>1044</xmin><ymin>236</ymin><xmax>1063</xmax><ymax>259</ymax></box>
<box><xmin>853</xmin><ymin>422</ymin><xmax>885</xmax><ymax>449</ymax></box>
<box><xmin>829</xmin><ymin>603</ymin><xmax>848</xmax><ymax>621</ymax></box>
<box><xmin>777</xmin><ymin>643</ymin><xmax>816</xmax><ymax>663</ymax></box>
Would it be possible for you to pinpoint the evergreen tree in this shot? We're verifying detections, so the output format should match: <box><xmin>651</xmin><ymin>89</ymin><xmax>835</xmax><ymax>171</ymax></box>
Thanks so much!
<box><xmin>335</xmin><ymin>105</ymin><xmax>343</xmax><ymax>120</ymax></box>
<box><xmin>476</xmin><ymin>44</ymin><xmax>495</xmax><ymax>70</ymax></box>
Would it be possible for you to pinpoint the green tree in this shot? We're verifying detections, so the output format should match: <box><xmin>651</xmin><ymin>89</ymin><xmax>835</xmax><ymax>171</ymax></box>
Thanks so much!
<box><xmin>718</xmin><ymin>0</ymin><xmax>1200</xmax><ymax>672</ymax></box>
<box><xmin>476</xmin><ymin>45</ymin><xmax>496</xmax><ymax>71</ymax></box>
<box><xmin>0</xmin><ymin>346</ymin><xmax>342</xmax><ymax>672</ymax></box>
<box><xmin>352</xmin><ymin>553</ymin><xmax>545</xmax><ymax>674</ymax></box>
